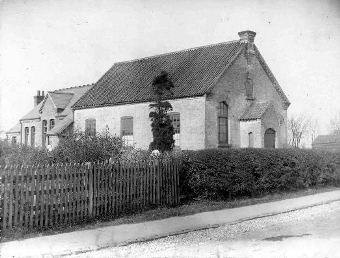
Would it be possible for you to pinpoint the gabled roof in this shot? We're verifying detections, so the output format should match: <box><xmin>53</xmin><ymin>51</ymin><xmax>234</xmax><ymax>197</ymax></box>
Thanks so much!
<box><xmin>46</xmin><ymin>92</ymin><xmax>74</xmax><ymax>110</ymax></box>
<box><xmin>20</xmin><ymin>102</ymin><xmax>43</xmax><ymax>120</ymax></box>
<box><xmin>47</xmin><ymin>114</ymin><xmax>73</xmax><ymax>136</ymax></box>
<box><xmin>73</xmin><ymin>39</ymin><xmax>290</xmax><ymax>110</ymax></box>
<box><xmin>6</xmin><ymin>123</ymin><xmax>21</xmax><ymax>134</ymax></box>
<box><xmin>20</xmin><ymin>84</ymin><xmax>93</xmax><ymax>121</ymax></box>
<box><xmin>239</xmin><ymin>102</ymin><xmax>271</xmax><ymax>121</ymax></box>
<box><xmin>313</xmin><ymin>135</ymin><xmax>340</xmax><ymax>145</ymax></box>
<box><xmin>73</xmin><ymin>40</ymin><xmax>245</xmax><ymax>109</ymax></box>
<box><xmin>254</xmin><ymin>46</ymin><xmax>290</xmax><ymax>108</ymax></box>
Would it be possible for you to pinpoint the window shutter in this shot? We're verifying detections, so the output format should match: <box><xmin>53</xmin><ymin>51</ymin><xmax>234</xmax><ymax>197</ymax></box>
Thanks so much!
<box><xmin>85</xmin><ymin>119</ymin><xmax>96</xmax><ymax>136</ymax></box>
<box><xmin>121</xmin><ymin>117</ymin><xmax>133</xmax><ymax>136</ymax></box>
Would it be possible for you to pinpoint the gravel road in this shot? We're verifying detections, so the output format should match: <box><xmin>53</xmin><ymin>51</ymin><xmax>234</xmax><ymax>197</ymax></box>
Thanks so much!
<box><xmin>71</xmin><ymin>200</ymin><xmax>340</xmax><ymax>258</ymax></box>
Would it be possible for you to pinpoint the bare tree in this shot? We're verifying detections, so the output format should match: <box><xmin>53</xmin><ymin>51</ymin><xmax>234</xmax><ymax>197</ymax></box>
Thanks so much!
<box><xmin>329</xmin><ymin>111</ymin><xmax>340</xmax><ymax>136</ymax></box>
<box><xmin>309</xmin><ymin>118</ymin><xmax>319</xmax><ymax>143</ymax></box>
<box><xmin>288</xmin><ymin>115</ymin><xmax>311</xmax><ymax>148</ymax></box>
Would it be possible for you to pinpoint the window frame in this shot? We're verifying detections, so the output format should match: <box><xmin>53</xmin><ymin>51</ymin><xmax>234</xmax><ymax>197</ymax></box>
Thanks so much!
<box><xmin>121</xmin><ymin>116</ymin><xmax>134</xmax><ymax>146</ymax></box>
<box><xmin>218</xmin><ymin>101</ymin><xmax>228</xmax><ymax>145</ymax></box>
<box><xmin>85</xmin><ymin>118</ymin><xmax>96</xmax><ymax>137</ymax></box>
<box><xmin>169</xmin><ymin>112</ymin><xmax>180</xmax><ymax>147</ymax></box>
<box><xmin>42</xmin><ymin>120</ymin><xmax>47</xmax><ymax>147</ymax></box>
<box><xmin>120</xmin><ymin>116</ymin><xmax>133</xmax><ymax>137</ymax></box>
<box><xmin>248</xmin><ymin>132</ymin><xmax>254</xmax><ymax>148</ymax></box>
<box><xmin>50</xmin><ymin>119</ymin><xmax>55</xmax><ymax>130</ymax></box>
<box><xmin>24</xmin><ymin>127</ymin><xmax>29</xmax><ymax>146</ymax></box>
<box><xmin>31</xmin><ymin>126</ymin><xmax>35</xmax><ymax>147</ymax></box>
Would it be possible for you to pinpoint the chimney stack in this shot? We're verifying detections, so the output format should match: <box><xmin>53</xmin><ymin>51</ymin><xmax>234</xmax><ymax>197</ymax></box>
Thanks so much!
<box><xmin>238</xmin><ymin>30</ymin><xmax>256</xmax><ymax>43</ymax></box>
<box><xmin>34</xmin><ymin>90</ymin><xmax>45</xmax><ymax>106</ymax></box>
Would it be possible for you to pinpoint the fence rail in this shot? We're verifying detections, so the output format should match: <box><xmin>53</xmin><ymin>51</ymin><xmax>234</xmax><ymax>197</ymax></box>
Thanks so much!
<box><xmin>0</xmin><ymin>160</ymin><xmax>180</xmax><ymax>231</ymax></box>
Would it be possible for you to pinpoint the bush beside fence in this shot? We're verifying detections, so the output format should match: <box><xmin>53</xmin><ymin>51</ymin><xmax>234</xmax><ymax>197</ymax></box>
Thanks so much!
<box><xmin>0</xmin><ymin>160</ymin><xmax>180</xmax><ymax>231</ymax></box>
<box><xmin>180</xmin><ymin>149</ymin><xmax>340</xmax><ymax>200</ymax></box>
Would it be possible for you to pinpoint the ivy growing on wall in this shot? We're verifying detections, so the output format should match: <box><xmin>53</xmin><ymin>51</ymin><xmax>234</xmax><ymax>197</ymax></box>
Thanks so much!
<box><xmin>149</xmin><ymin>71</ymin><xmax>175</xmax><ymax>152</ymax></box>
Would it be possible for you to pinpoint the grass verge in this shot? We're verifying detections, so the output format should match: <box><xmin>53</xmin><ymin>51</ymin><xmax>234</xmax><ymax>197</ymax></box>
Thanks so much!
<box><xmin>1</xmin><ymin>185</ymin><xmax>339</xmax><ymax>243</ymax></box>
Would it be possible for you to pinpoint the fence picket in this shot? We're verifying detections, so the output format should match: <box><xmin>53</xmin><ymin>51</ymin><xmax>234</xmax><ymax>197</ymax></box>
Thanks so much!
<box><xmin>2</xmin><ymin>167</ymin><xmax>9</xmax><ymax>230</ymax></box>
<box><xmin>0</xmin><ymin>159</ymin><xmax>179</xmax><ymax>231</ymax></box>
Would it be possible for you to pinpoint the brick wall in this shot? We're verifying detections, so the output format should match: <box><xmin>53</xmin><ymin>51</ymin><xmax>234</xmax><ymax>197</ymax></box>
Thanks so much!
<box><xmin>20</xmin><ymin>97</ymin><xmax>62</xmax><ymax>148</ymax></box>
<box><xmin>74</xmin><ymin>96</ymin><xmax>206</xmax><ymax>150</ymax></box>
<box><xmin>206</xmin><ymin>49</ymin><xmax>288</xmax><ymax>148</ymax></box>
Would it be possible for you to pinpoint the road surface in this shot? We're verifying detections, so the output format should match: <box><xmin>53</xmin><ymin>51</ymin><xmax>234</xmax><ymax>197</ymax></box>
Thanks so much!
<box><xmin>71</xmin><ymin>200</ymin><xmax>340</xmax><ymax>258</ymax></box>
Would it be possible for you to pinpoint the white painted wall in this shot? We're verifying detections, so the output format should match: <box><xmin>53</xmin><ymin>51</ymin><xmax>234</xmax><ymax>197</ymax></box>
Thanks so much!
<box><xmin>74</xmin><ymin>96</ymin><xmax>206</xmax><ymax>150</ymax></box>
<box><xmin>240</xmin><ymin>120</ymin><xmax>262</xmax><ymax>148</ymax></box>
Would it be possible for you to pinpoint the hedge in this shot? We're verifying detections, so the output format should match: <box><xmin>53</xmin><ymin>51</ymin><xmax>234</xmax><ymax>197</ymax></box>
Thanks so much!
<box><xmin>180</xmin><ymin>149</ymin><xmax>340</xmax><ymax>200</ymax></box>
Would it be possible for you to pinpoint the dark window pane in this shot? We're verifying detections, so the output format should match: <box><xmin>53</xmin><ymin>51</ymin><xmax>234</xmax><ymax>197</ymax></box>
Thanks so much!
<box><xmin>85</xmin><ymin>119</ymin><xmax>96</xmax><ymax>136</ymax></box>
<box><xmin>121</xmin><ymin>117</ymin><xmax>133</xmax><ymax>136</ymax></box>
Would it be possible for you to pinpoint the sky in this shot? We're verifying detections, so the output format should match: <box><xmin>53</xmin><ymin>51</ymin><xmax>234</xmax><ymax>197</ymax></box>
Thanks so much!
<box><xmin>1</xmin><ymin>0</ymin><xmax>340</xmax><ymax>137</ymax></box>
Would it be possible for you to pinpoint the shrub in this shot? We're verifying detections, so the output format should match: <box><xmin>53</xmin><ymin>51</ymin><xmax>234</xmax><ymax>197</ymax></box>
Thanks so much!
<box><xmin>0</xmin><ymin>131</ymin><xmax>124</xmax><ymax>165</ymax></box>
<box><xmin>180</xmin><ymin>149</ymin><xmax>340</xmax><ymax>200</ymax></box>
<box><xmin>0</xmin><ymin>140</ymin><xmax>50</xmax><ymax>166</ymax></box>
<box><xmin>51</xmin><ymin>131</ymin><xmax>123</xmax><ymax>163</ymax></box>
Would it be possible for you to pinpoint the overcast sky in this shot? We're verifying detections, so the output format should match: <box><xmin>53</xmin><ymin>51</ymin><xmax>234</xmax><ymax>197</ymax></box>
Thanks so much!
<box><xmin>1</xmin><ymin>0</ymin><xmax>340</xmax><ymax>135</ymax></box>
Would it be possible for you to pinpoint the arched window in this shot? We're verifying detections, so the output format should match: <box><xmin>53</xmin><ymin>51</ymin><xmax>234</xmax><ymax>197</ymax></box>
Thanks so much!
<box><xmin>218</xmin><ymin>102</ymin><xmax>228</xmax><ymax>144</ymax></box>
<box><xmin>42</xmin><ymin>120</ymin><xmax>47</xmax><ymax>147</ymax></box>
<box><xmin>50</xmin><ymin>119</ymin><xmax>55</xmax><ymax>130</ymax></box>
<box><xmin>24</xmin><ymin>127</ymin><xmax>29</xmax><ymax>146</ymax></box>
<box><xmin>248</xmin><ymin>132</ymin><xmax>254</xmax><ymax>148</ymax></box>
<box><xmin>170</xmin><ymin>112</ymin><xmax>180</xmax><ymax>147</ymax></box>
<box><xmin>85</xmin><ymin>118</ymin><xmax>96</xmax><ymax>137</ymax></box>
<box><xmin>264</xmin><ymin>128</ymin><xmax>276</xmax><ymax>148</ymax></box>
<box><xmin>31</xmin><ymin>126</ymin><xmax>35</xmax><ymax>147</ymax></box>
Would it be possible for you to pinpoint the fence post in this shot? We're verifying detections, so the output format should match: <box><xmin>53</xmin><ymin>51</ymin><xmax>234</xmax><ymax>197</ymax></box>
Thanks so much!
<box><xmin>88</xmin><ymin>163</ymin><xmax>94</xmax><ymax>218</ymax></box>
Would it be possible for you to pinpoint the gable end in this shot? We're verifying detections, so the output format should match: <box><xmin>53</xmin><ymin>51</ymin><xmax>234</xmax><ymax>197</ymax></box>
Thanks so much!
<box><xmin>254</xmin><ymin>46</ymin><xmax>290</xmax><ymax>109</ymax></box>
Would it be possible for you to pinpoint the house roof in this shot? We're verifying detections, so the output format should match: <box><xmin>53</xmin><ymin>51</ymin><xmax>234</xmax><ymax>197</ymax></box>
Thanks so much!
<box><xmin>73</xmin><ymin>40</ymin><xmax>245</xmax><ymax>109</ymax></box>
<box><xmin>47</xmin><ymin>114</ymin><xmax>73</xmax><ymax>136</ymax></box>
<box><xmin>47</xmin><ymin>92</ymin><xmax>74</xmax><ymax>110</ymax></box>
<box><xmin>239</xmin><ymin>102</ymin><xmax>271</xmax><ymax>121</ymax></box>
<box><xmin>20</xmin><ymin>84</ymin><xmax>93</xmax><ymax>121</ymax></box>
<box><xmin>73</xmin><ymin>39</ymin><xmax>290</xmax><ymax>110</ymax></box>
<box><xmin>313</xmin><ymin>135</ymin><xmax>340</xmax><ymax>145</ymax></box>
<box><xmin>6</xmin><ymin>123</ymin><xmax>21</xmax><ymax>134</ymax></box>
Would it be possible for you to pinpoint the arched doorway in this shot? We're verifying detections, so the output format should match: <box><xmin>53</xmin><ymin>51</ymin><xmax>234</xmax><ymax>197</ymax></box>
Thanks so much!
<box><xmin>264</xmin><ymin>128</ymin><xmax>275</xmax><ymax>148</ymax></box>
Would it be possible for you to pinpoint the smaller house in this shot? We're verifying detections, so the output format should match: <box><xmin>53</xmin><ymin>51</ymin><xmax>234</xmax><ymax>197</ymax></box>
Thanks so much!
<box><xmin>312</xmin><ymin>135</ymin><xmax>340</xmax><ymax>152</ymax></box>
<box><xmin>6</xmin><ymin>84</ymin><xmax>93</xmax><ymax>149</ymax></box>
<box><xmin>6</xmin><ymin>123</ymin><xmax>21</xmax><ymax>144</ymax></box>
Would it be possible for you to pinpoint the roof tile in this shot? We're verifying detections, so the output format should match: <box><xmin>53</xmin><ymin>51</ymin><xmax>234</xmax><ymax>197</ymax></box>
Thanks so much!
<box><xmin>240</xmin><ymin>102</ymin><xmax>271</xmax><ymax>120</ymax></box>
<box><xmin>73</xmin><ymin>41</ymin><xmax>245</xmax><ymax>109</ymax></box>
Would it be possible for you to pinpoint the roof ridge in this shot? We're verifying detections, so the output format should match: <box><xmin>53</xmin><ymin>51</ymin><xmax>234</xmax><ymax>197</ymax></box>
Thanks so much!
<box><xmin>49</xmin><ymin>91</ymin><xmax>74</xmax><ymax>95</ymax></box>
<box><xmin>253</xmin><ymin>46</ymin><xmax>290</xmax><ymax>108</ymax></box>
<box><xmin>115</xmin><ymin>40</ymin><xmax>241</xmax><ymax>65</ymax></box>
<box><xmin>54</xmin><ymin>83</ymin><xmax>94</xmax><ymax>92</ymax></box>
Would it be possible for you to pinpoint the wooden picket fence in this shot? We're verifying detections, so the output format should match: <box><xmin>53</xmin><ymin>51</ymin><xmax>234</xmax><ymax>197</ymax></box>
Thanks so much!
<box><xmin>0</xmin><ymin>160</ymin><xmax>180</xmax><ymax>231</ymax></box>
